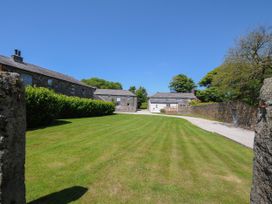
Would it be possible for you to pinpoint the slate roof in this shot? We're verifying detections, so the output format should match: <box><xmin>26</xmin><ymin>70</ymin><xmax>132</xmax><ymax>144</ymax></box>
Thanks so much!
<box><xmin>0</xmin><ymin>55</ymin><xmax>94</xmax><ymax>88</ymax></box>
<box><xmin>95</xmin><ymin>89</ymin><xmax>136</xmax><ymax>96</ymax></box>
<box><xmin>149</xmin><ymin>92</ymin><xmax>196</xmax><ymax>104</ymax></box>
<box><xmin>150</xmin><ymin>92</ymin><xmax>196</xmax><ymax>99</ymax></box>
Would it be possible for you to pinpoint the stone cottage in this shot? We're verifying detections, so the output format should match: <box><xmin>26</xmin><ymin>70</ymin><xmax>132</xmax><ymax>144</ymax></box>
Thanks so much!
<box><xmin>0</xmin><ymin>50</ymin><xmax>95</xmax><ymax>98</ymax></box>
<box><xmin>94</xmin><ymin>89</ymin><xmax>137</xmax><ymax>112</ymax></box>
<box><xmin>148</xmin><ymin>92</ymin><xmax>196</xmax><ymax>113</ymax></box>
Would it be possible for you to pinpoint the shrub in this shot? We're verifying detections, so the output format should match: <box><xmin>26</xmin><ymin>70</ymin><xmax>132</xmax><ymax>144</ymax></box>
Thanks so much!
<box><xmin>189</xmin><ymin>99</ymin><xmax>217</xmax><ymax>106</ymax></box>
<box><xmin>25</xmin><ymin>86</ymin><xmax>61</xmax><ymax>128</ymax></box>
<box><xmin>140</xmin><ymin>102</ymin><xmax>148</xmax><ymax>109</ymax></box>
<box><xmin>189</xmin><ymin>99</ymin><xmax>201</xmax><ymax>106</ymax></box>
<box><xmin>160</xmin><ymin>109</ymin><xmax>166</xmax><ymax>114</ymax></box>
<box><xmin>57</xmin><ymin>95</ymin><xmax>115</xmax><ymax>118</ymax></box>
<box><xmin>195</xmin><ymin>87</ymin><xmax>224</xmax><ymax>103</ymax></box>
<box><xmin>25</xmin><ymin>86</ymin><xmax>115</xmax><ymax>128</ymax></box>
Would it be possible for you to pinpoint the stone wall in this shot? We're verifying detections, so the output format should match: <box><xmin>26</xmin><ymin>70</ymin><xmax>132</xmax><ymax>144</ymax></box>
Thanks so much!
<box><xmin>97</xmin><ymin>95</ymin><xmax>137</xmax><ymax>112</ymax></box>
<box><xmin>251</xmin><ymin>78</ymin><xmax>272</xmax><ymax>203</ymax></box>
<box><xmin>2</xmin><ymin>65</ymin><xmax>95</xmax><ymax>99</ymax></box>
<box><xmin>179</xmin><ymin>102</ymin><xmax>257</xmax><ymax>130</ymax></box>
<box><xmin>0</xmin><ymin>72</ymin><xmax>26</xmax><ymax>204</ymax></box>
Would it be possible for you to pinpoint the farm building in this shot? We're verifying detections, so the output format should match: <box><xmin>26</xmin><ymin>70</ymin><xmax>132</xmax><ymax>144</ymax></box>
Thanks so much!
<box><xmin>0</xmin><ymin>50</ymin><xmax>95</xmax><ymax>98</ymax></box>
<box><xmin>94</xmin><ymin>89</ymin><xmax>137</xmax><ymax>112</ymax></box>
<box><xmin>149</xmin><ymin>92</ymin><xmax>196</xmax><ymax>113</ymax></box>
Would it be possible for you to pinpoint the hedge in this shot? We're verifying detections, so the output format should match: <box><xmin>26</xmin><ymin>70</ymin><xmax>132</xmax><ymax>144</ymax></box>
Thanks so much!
<box><xmin>25</xmin><ymin>86</ymin><xmax>115</xmax><ymax>128</ymax></box>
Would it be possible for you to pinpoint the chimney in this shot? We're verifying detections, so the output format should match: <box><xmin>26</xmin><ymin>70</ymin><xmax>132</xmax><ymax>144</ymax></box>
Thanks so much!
<box><xmin>12</xmin><ymin>49</ymin><xmax>23</xmax><ymax>63</ymax></box>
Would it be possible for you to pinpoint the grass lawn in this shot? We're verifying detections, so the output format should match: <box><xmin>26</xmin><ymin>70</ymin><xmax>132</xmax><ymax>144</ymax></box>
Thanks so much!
<box><xmin>26</xmin><ymin>114</ymin><xmax>253</xmax><ymax>204</ymax></box>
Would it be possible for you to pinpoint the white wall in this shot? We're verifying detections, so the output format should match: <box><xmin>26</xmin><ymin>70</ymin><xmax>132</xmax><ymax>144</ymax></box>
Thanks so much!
<box><xmin>148</xmin><ymin>101</ymin><xmax>178</xmax><ymax>113</ymax></box>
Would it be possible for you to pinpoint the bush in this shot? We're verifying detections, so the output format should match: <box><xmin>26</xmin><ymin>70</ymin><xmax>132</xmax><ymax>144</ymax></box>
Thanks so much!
<box><xmin>57</xmin><ymin>95</ymin><xmax>115</xmax><ymax>118</ymax></box>
<box><xmin>195</xmin><ymin>87</ymin><xmax>224</xmax><ymax>103</ymax></box>
<box><xmin>160</xmin><ymin>109</ymin><xmax>166</xmax><ymax>114</ymax></box>
<box><xmin>26</xmin><ymin>86</ymin><xmax>61</xmax><ymax>128</ymax></box>
<box><xmin>189</xmin><ymin>99</ymin><xmax>217</xmax><ymax>106</ymax></box>
<box><xmin>140</xmin><ymin>102</ymin><xmax>148</xmax><ymax>109</ymax></box>
<box><xmin>26</xmin><ymin>86</ymin><xmax>115</xmax><ymax>128</ymax></box>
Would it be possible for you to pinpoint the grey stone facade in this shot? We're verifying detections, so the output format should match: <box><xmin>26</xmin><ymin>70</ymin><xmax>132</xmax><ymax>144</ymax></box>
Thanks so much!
<box><xmin>95</xmin><ymin>89</ymin><xmax>137</xmax><ymax>112</ymax></box>
<box><xmin>179</xmin><ymin>102</ymin><xmax>257</xmax><ymax>130</ymax></box>
<box><xmin>0</xmin><ymin>72</ymin><xmax>26</xmax><ymax>204</ymax></box>
<box><xmin>0</xmin><ymin>52</ymin><xmax>95</xmax><ymax>98</ymax></box>
<box><xmin>251</xmin><ymin>77</ymin><xmax>272</xmax><ymax>204</ymax></box>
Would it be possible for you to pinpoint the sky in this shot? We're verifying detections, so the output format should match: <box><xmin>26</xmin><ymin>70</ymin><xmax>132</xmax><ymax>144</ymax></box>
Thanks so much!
<box><xmin>1</xmin><ymin>0</ymin><xmax>272</xmax><ymax>95</ymax></box>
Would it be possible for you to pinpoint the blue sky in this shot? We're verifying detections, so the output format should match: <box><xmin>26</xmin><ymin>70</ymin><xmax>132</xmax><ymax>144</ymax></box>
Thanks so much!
<box><xmin>1</xmin><ymin>0</ymin><xmax>272</xmax><ymax>94</ymax></box>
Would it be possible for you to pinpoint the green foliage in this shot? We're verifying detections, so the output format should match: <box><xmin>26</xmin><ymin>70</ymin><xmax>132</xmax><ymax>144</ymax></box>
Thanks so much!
<box><xmin>129</xmin><ymin>86</ymin><xmax>136</xmax><ymax>94</ymax></box>
<box><xmin>25</xmin><ymin>86</ymin><xmax>61</xmax><ymax>128</ymax></box>
<box><xmin>169</xmin><ymin>74</ymin><xmax>196</xmax><ymax>93</ymax></box>
<box><xmin>211</xmin><ymin>63</ymin><xmax>262</xmax><ymax>105</ymax></box>
<box><xmin>140</xmin><ymin>102</ymin><xmax>148</xmax><ymax>109</ymax></box>
<box><xmin>195</xmin><ymin>87</ymin><xmax>224</xmax><ymax>102</ymax></box>
<box><xmin>81</xmin><ymin>77</ymin><xmax>123</xmax><ymax>89</ymax></box>
<box><xmin>135</xmin><ymin>86</ymin><xmax>148</xmax><ymax>108</ymax></box>
<box><xmin>198</xmin><ymin>68</ymin><xmax>220</xmax><ymax>88</ymax></box>
<box><xmin>57</xmin><ymin>95</ymin><xmax>115</xmax><ymax>119</ymax></box>
<box><xmin>25</xmin><ymin>86</ymin><xmax>115</xmax><ymax>128</ymax></box>
<box><xmin>198</xmin><ymin>27</ymin><xmax>272</xmax><ymax>106</ymax></box>
<box><xmin>189</xmin><ymin>100</ymin><xmax>216</xmax><ymax>106</ymax></box>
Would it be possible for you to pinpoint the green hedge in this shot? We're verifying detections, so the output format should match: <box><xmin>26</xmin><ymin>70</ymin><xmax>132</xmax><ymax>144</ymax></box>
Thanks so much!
<box><xmin>26</xmin><ymin>86</ymin><xmax>115</xmax><ymax>128</ymax></box>
<box><xmin>140</xmin><ymin>102</ymin><xmax>148</xmax><ymax>109</ymax></box>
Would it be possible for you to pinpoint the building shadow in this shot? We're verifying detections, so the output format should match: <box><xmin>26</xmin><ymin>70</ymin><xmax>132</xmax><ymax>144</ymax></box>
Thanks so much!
<box><xmin>28</xmin><ymin>186</ymin><xmax>88</xmax><ymax>204</ymax></box>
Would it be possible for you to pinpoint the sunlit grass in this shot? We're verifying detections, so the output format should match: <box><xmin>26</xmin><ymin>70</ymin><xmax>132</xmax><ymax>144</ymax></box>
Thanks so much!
<box><xmin>26</xmin><ymin>114</ymin><xmax>252</xmax><ymax>203</ymax></box>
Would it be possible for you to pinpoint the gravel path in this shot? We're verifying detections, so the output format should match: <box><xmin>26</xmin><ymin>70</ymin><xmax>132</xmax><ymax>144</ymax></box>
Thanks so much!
<box><xmin>118</xmin><ymin>110</ymin><xmax>255</xmax><ymax>149</ymax></box>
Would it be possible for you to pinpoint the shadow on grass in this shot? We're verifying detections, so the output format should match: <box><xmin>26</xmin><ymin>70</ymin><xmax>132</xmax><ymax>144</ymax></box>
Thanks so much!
<box><xmin>27</xmin><ymin>120</ymin><xmax>72</xmax><ymax>131</ymax></box>
<box><xmin>28</xmin><ymin>186</ymin><xmax>88</xmax><ymax>204</ymax></box>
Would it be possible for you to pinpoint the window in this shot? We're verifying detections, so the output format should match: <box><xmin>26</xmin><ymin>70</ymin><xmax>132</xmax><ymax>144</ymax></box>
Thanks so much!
<box><xmin>20</xmin><ymin>73</ymin><xmax>32</xmax><ymax>86</ymax></box>
<box><xmin>71</xmin><ymin>85</ymin><xmax>75</xmax><ymax>95</ymax></box>
<box><xmin>116</xmin><ymin>97</ymin><xmax>121</xmax><ymax>106</ymax></box>
<box><xmin>48</xmin><ymin>79</ymin><xmax>53</xmax><ymax>87</ymax></box>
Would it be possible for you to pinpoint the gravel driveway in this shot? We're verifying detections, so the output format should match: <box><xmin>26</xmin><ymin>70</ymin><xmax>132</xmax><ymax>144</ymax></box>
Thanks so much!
<box><xmin>118</xmin><ymin>110</ymin><xmax>255</xmax><ymax>149</ymax></box>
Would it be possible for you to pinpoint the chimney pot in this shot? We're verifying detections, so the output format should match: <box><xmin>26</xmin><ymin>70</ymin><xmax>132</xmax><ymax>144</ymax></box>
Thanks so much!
<box><xmin>12</xmin><ymin>49</ymin><xmax>23</xmax><ymax>63</ymax></box>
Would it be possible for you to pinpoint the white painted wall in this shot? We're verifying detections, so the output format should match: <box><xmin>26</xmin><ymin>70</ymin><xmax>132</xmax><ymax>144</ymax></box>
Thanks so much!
<box><xmin>148</xmin><ymin>101</ymin><xmax>178</xmax><ymax>113</ymax></box>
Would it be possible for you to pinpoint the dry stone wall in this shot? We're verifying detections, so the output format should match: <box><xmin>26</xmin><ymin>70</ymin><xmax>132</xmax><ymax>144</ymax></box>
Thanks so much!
<box><xmin>251</xmin><ymin>78</ymin><xmax>272</xmax><ymax>204</ymax></box>
<box><xmin>179</xmin><ymin>102</ymin><xmax>257</xmax><ymax>130</ymax></box>
<box><xmin>0</xmin><ymin>72</ymin><xmax>26</xmax><ymax>204</ymax></box>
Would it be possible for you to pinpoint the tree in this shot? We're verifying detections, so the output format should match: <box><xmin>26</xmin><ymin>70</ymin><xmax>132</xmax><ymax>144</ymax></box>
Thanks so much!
<box><xmin>195</xmin><ymin>87</ymin><xmax>224</xmax><ymax>102</ymax></box>
<box><xmin>81</xmin><ymin>77</ymin><xmax>123</xmax><ymax>89</ymax></box>
<box><xmin>169</xmin><ymin>74</ymin><xmax>196</xmax><ymax>93</ymax></box>
<box><xmin>135</xmin><ymin>86</ymin><xmax>148</xmax><ymax>109</ymax></box>
<box><xmin>199</xmin><ymin>26</ymin><xmax>272</xmax><ymax>105</ymax></box>
<box><xmin>226</xmin><ymin>26</ymin><xmax>272</xmax><ymax>84</ymax></box>
<box><xmin>129</xmin><ymin>86</ymin><xmax>136</xmax><ymax>94</ymax></box>
<box><xmin>199</xmin><ymin>68</ymin><xmax>220</xmax><ymax>88</ymax></box>
<box><xmin>211</xmin><ymin>62</ymin><xmax>261</xmax><ymax>105</ymax></box>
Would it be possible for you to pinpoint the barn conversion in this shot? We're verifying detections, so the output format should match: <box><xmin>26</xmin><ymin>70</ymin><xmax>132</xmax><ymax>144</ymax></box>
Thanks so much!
<box><xmin>148</xmin><ymin>92</ymin><xmax>196</xmax><ymax>113</ymax></box>
<box><xmin>94</xmin><ymin>89</ymin><xmax>137</xmax><ymax>112</ymax></box>
<box><xmin>0</xmin><ymin>50</ymin><xmax>95</xmax><ymax>98</ymax></box>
